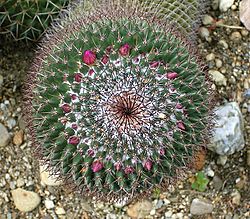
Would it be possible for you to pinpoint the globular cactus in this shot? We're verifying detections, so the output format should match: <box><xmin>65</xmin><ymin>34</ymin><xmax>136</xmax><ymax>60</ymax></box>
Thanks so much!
<box><xmin>0</xmin><ymin>0</ymin><xmax>70</xmax><ymax>41</ymax></box>
<box><xmin>23</xmin><ymin>0</ymin><xmax>214</xmax><ymax>201</ymax></box>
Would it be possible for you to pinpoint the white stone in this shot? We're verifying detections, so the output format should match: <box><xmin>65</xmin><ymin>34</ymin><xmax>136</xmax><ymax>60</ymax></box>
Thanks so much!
<box><xmin>202</xmin><ymin>15</ymin><xmax>214</xmax><ymax>26</ymax></box>
<box><xmin>215</xmin><ymin>59</ymin><xmax>223</xmax><ymax>68</ymax></box>
<box><xmin>231</xmin><ymin>190</ymin><xmax>241</xmax><ymax>205</ymax></box>
<box><xmin>219</xmin><ymin>0</ymin><xmax>234</xmax><ymax>12</ymax></box>
<box><xmin>0</xmin><ymin>123</ymin><xmax>10</xmax><ymax>147</ymax></box>
<box><xmin>209</xmin><ymin>70</ymin><xmax>227</xmax><ymax>86</ymax></box>
<box><xmin>206</xmin><ymin>53</ymin><xmax>215</xmax><ymax>61</ymax></box>
<box><xmin>55</xmin><ymin>207</ymin><xmax>66</xmax><ymax>215</ymax></box>
<box><xmin>165</xmin><ymin>211</ymin><xmax>173</xmax><ymax>218</ymax></box>
<box><xmin>240</xmin><ymin>0</ymin><xmax>250</xmax><ymax>31</ymax></box>
<box><xmin>217</xmin><ymin>155</ymin><xmax>228</xmax><ymax>165</ymax></box>
<box><xmin>199</xmin><ymin>27</ymin><xmax>210</xmax><ymax>40</ymax></box>
<box><xmin>11</xmin><ymin>188</ymin><xmax>41</xmax><ymax>212</ymax></box>
<box><xmin>44</xmin><ymin>199</ymin><xmax>55</xmax><ymax>209</ymax></box>
<box><xmin>40</xmin><ymin>166</ymin><xmax>62</xmax><ymax>186</ymax></box>
<box><xmin>208</xmin><ymin>102</ymin><xmax>245</xmax><ymax>155</ymax></box>
<box><xmin>190</xmin><ymin>198</ymin><xmax>213</xmax><ymax>215</ymax></box>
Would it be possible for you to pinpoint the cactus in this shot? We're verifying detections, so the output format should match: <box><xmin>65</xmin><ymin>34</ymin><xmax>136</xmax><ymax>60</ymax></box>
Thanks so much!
<box><xmin>23</xmin><ymin>0</ymin><xmax>214</xmax><ymax>201</ymax></box>
<box><xmin>0</xmin><ymin>0</ymin><xmax>70</xmax><ymax>41</ymax></box>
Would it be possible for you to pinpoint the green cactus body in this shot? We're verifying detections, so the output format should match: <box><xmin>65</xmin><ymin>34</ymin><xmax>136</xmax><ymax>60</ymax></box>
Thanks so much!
<box><xmin>0</xmin><ymin>0</ymin><xmax>70</xmax><ymax>41</ymax></box>
<box><xmin>23</xmin><ymin>0</ymin><xmax>213</xmax><ymax>201</ymax></box>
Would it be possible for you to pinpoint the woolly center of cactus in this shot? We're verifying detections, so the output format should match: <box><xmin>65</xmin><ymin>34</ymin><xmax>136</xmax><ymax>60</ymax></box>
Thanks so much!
<box><xmin>97</xmin><ymin>82</ymin><xmax>155</xmax><ymax>139</ymax></box>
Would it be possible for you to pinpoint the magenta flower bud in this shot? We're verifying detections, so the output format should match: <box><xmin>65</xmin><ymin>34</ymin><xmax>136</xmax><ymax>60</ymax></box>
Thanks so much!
<box><xmin>176</xmin><ymin>103</ymin><xmax>183</xmax><ymax>109</ymax></box>
<box><xmin>144</xmin><ymin>160</ymin><xmax>153</xmax><ymax>171</ymax></box>
<box><xmin>150</xmin><ymin>61</ymin><xmax>160</xmax><ymax>68</ymax></box>
<box><xmin>114</xmin><ymin>162</ymin><xmax>122</xmax><ymax>171</ymax></box>
<box><xmin>61</xmin><ymin>103</ymin><xmax>71</xmax><ymax>113</ymax></box>
<box><xmin>71</xmin><ymin>123</ymin><xmax>77</xmax><ymax>130</ymax></box>
<box><xmin>68</xmin><ymin>136</ymin><xmax>80</xmax><ymax>145</ymax></box>
<box><xmin>91</xmin><ymin>160</ymin><xmax>103</xmax><ymax>172</ymax></box>
<box><xmin>119</xmin><ymin>43</ymin><xmax>130</xmax><ymax>56</ymax></box>
<box><xmin>106</xmin><ymin>45</ymin><xmax>112</xmax><ymax>53</ymax></box>
<box><xmin>88</xmin><ymin>69</ymin><xmax>95</xmax><ymax>76</ymax></box>
<box><xmin>159</xmin><ymin>148</ymin><xmax>165</xmax><ymax>156</ymax></box>
<box><xmin>166</xmin><ymin>72</ymin><xmax>178</xmax><ymax>79</ymax></box>
<box><xmin>177</xmin><ymin>121</ymin><xmax>185</xmax><ymax>130</ymax></box>
<box><xmin>74</xmin><ymin>73</ymin><xmax>82</xmax><ymax>82</ymax></box>
<box><xmin>87</xmin><ymin>149</ymin><xmax>95</xmax><ymax>157</ymax></box>
<box><xmin>101</xmin><ymin>55</ymin><xmax>109</xmax><ymax>64</ymax></box>
<box><xmin>124</xmin><ymin>166</ymin><xmax>134</xmax><ymax>174</ymax></box>
<box><xmin>71</xmin><ymin>94</ymin><xmax>77</xmax><ymax>100</ymax></box>
<box><xmin>82</xmin><ymin>50</ymin><xmax>96</xmax><ymax>65</ymax></box>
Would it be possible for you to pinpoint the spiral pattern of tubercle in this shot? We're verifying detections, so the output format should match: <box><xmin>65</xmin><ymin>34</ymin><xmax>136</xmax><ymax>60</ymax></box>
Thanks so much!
<box><xmin>22</xmin><ymin>0</ymin><xmax>214</xmax><ymax>201</ymax></box>
<box><xmin>0</xmin><ymin>0</ymin><xmax>70</xmax><ymax>41</ymax></box>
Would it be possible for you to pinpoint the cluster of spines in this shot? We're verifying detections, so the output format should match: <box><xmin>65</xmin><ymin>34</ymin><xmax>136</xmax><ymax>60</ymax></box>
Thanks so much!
<box><xmin>22</xmin><ymin>0</ymin><xmax>214</xmax><ymax>201</ymax></box>
<box><xmin>0</xmin><ymin>0</ymin><xmax>70</xmax><ymax>41</ymax></box>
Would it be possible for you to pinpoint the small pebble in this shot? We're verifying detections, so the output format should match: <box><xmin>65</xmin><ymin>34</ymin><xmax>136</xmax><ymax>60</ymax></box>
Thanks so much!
<box><xmin>215</xmin><ymin>59</ymin><xmax>223</xmax><ymax>68</ymax></box>
<box><xmin>206</xmin><ymin>53</ymin><xmax>215</xmax><ymax>61</ymax></box>
<box><xmin>218</xmin><ymin>40</ymin><xmax>229</xmax><ymax>49</ymax></box>
<box><xmin>243</xmin><ymin>89</ymin><xmax>250</xmax><ymax>98</ymax></box>
<box><xmin>127</xmin><ymin>200</ymin><xmax>153</xmax><ymax>219</ymax></box>
<box><xmin>241</xmin><ymin>29</ymin><xmax>249</xmax><ymax>37</ymax></box>
<box><xmin>199</xmin><ymin>27</ymin><xmax>210</xmax><ymax>40</ymax></box>
<box><xmin>165</xmin><ymin>211</ymin><xmax>173</xmax><ymax>218</ymax></box>
<box><xmin>219</xmin><ymin>0</ymin><xmax>234</xmax><ymax>12</ymax></box>
<box><xmin>0</xmin><ymin>123</ymin><xmax>10</xmax><ymax>147</ymax></box>
<box><xmin>230</xmin><ymin>31</ymin><xmax>242</xmax><ymax>42</ymax></box>
<box><xmin>231</xmin><ymin>190</ymin><xmax>241</xmax><ymax>205</ymax></box>
<box><xmin>11</xmin><ymin>188</ymin><xmax>41</xmax><ymax>212</ymax></box>
<box><xmin>217</xmin><ymin>155</ymin><xmax>228</xmax><ymax>165</ymax></box>
<box><xmin>247</xmin><ymin>150</ymin><xmax>250</xmax><ymax>166</ymax></box>
<box><xmin>209</xmin><ymin>70</ymin><xmax>227</xmax><ymax>86</ymax></box>
<box><xmin>190</xmin><ymin>198</ymin><xmax>213</xmax><ymax>215</ymax></box>
<box><xmin>202</xmin><ymin>15</ymin><xmax>214</xmax><ymax>25</ymax></box>
<box><xmin>13</xmin><ymin>130</ymin><xmax>24</xmax><ymax>146</ymax></box>
<box><xmin>45</xmin><ymin>199</ymin><xmax>55</xmax><ymax>209</ymax></box>
<box><xmin>55</xmin><ymin>207</ymin><xmax>66</xmax><ymax>215</ymax></box>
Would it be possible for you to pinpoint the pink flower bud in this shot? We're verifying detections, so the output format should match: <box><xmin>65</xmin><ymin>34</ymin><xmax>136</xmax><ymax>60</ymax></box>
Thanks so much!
<box><xmin>91</xmin><ymin>160</ymin><xmax>103</xmax><ymax>172</ymax></box>
<box><xmin>101</xmin><ymin>55</ymin><xmax>109</xmax><ymax>64</ymax></box>
<box><xmin>74</xmin><ymin>73</ymin><xmax>82</xmax><ymax>82</ymax></box>
<box><xmin>88</xmin><ymin>69</ymin><xmax>95</xmax><ymax>76</ymax></box>
<box><xmin>68</xmin><ymin>136</ymin><xmax>80</xmax><ymax>145</ymax></box>
<box><xmin>177</xmin><ymin>121</ymin><xmax>185</xmax><ymax>130</ymax></box>
<box><xmin>106</xmin><ymin>45</ymin><xmax>112</xmax><ymax>53</ymax></box>
<box><xmin>176</xmin><ymin>103</ymin><xmax>183</xmax><ymax>109</ymax></box>
<box><xmin>61</xmin><ymin>103</ymin><xmax>71</xmax><ymax>113</ymax></box>
<box><xmin>144</xmin><ymin>160</ymin><xmax>153</xmax><ymax>171</ymax></box>
<box><xmin>166</xmin><ymin>72</ymin><xmax>178</xmax><ymax>79</ymax></box>
<box><xmin>160</xmin><ymin>148</ymin><xmax>165</xmax><ymax>156</ymax></box>
<box><xmin>114</xmin><ymin>162</ymin><xmax>122</xmax><ymax>171</ymax></box>
<box><xmin>124</xmin><ymin>166</ymin><xmax>134</xmax><ymax>174</ymax></box>
<box><xmin>71</xmin><ymin>123</ymin><xmax>77</xmax><ymax>130</ymax></box>
<box><xmin>71</xmin><ymin>94</ymin><xmax>77</xmax><ymax>100</ymax></box>
<box><xmin>150</xmin><ymin>61</ymin><xmax>160</xmax><ymax>69</ymax></box>
<box><xmin>82</xmin><ymin>50</ymin><xmax>96</xmax><ymax>65</ymax></box>
<box><xmin>119</xmin><ymin>43</ymin><xmax>130</xmax><ymax>56</ymax></box>
<box><xmin>87</xmin><ymin>149</ymin><xmax>95</xmax><ymax>157</ymax></box>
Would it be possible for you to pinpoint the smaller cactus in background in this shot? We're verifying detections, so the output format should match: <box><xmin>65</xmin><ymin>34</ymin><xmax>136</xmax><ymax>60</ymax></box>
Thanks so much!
<box><xmin>0</xmin><ymin>0</ymin><xmax>70</xmax><ymax>41</ymax></box>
